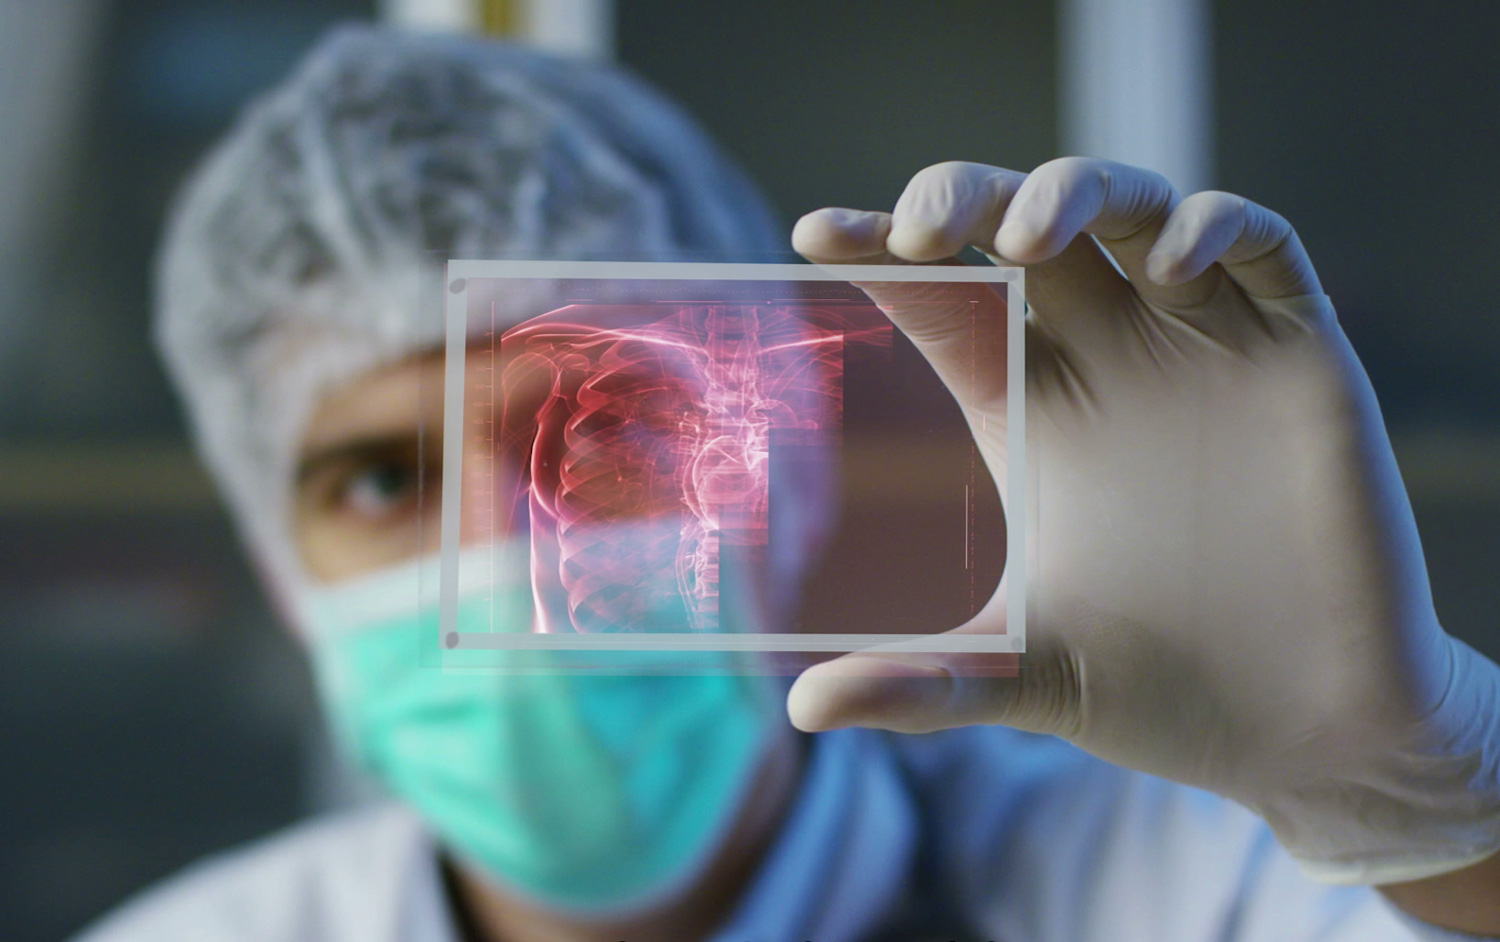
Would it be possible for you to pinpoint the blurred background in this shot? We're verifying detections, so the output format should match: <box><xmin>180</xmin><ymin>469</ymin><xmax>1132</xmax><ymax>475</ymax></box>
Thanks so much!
<box><xmin>3</xmin><ymin>1</ymin><xmax>1499</xmax><ymax>938</ymax></box>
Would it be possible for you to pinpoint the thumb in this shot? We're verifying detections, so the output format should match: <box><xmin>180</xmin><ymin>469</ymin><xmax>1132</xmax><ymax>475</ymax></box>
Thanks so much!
<box><xmin>791</xmin><ymin>206</ymin><xmax>899</xmax><ymax>266</ymax></box>
<box><xmin>786</xmin><ymin>603</ymin><xmax>1081</xmax><ymax>738</ymax></box>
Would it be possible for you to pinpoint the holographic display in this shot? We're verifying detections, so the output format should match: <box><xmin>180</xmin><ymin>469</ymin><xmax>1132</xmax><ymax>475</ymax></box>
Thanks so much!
<box><xmin>436</xmin><ymin>262</ymin><xmax>1027</xmax><ymax>662</ymax></box>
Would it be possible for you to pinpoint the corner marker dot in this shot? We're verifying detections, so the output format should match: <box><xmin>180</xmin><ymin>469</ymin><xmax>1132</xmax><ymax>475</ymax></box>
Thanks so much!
<box><xmin>445</xmin><ymin>632</ymin><xmax>459</xmax><ymax>649</ymax></box>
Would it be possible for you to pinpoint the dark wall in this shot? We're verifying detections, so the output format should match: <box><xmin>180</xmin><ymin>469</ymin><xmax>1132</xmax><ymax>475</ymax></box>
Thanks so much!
<box><xmin>0</xmin><ymin>4</ymin><xmax>367</xmax><ymax>941</ymax></box>
<box><xmin>617</xmin><ymin>0</ymin><xmax>1058</xmax><ymax>228</ymax></box>
<box><xmin>1216</xmin><ymin>2</ymin><xmax>1500</xmax><ymax>428</ymax></box>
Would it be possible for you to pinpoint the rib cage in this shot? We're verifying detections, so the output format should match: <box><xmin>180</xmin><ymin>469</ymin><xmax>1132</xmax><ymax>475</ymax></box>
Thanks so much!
<box><xmin>480</xmin><ymin>302</ymin><xmax>889</xmax><ymax>634</ymax></box>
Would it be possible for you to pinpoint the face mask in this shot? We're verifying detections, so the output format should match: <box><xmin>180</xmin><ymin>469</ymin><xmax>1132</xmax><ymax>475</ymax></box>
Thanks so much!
<box><xmin>295</xmin><ymin>539</ymin><xmax>780</xmax><ymax>916</ymax></box>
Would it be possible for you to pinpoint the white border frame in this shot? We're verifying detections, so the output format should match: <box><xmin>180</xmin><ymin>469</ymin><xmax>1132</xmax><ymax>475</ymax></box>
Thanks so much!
<box><xmin>441</xmin><ymin>261</ymin><xmax>1026</xmax><ymax>654</ymax></box>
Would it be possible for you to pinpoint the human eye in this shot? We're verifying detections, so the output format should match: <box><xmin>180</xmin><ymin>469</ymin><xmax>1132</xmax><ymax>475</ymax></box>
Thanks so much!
<box><xmin>337</xmin><ymin>455</ymin><xmax>423</xmax><ymax>521</ymax></box>
<box><xmin>298</xmin><ymin>437</ymin><xmax>437</xmax><ymax>532</ymax></box>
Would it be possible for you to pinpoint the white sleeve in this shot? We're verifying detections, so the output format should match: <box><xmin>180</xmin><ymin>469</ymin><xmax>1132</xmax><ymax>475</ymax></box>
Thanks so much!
<box><xmin>893</xmin><ymin>727</ymin><xmax>1495</xmax><ymax>941</ymax></box>
<box><xmin>68</xmin><ymin>804</ymin><xmax>456</xmax><ymax>942</ymax></box>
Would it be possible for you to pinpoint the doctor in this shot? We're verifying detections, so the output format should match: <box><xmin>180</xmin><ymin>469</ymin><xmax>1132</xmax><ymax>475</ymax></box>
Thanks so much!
<box><xmin>78</xmin><ymin>24</ymin><xmax>1500</xmax><ymax>942</ymax></box>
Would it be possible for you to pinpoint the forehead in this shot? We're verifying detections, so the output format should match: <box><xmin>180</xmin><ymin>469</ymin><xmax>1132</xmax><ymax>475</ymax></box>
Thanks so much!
<box><xmin>295</xmin><ymin>335</ymin><xmax>625</xmax><ymax>460</ymax></box>
<box><xmin>295</xmin><ymin>307</ymin><xmax>824</xmax><ymax>462</ymax></box>
<box><xmin>299</xmin><ymin>349</ymin><xmax>445</xmax><ymax>456</ymax></box>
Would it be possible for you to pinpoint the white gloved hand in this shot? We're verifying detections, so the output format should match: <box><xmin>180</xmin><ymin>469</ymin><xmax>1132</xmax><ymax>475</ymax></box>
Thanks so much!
<box><xmin>787</xmin><ymin>158</ymin><xmax>1500</xmax><ymax>885</ymax></box>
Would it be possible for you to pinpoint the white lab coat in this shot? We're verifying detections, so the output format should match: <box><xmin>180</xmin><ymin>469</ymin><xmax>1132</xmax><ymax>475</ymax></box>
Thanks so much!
<box><xmin>73</xmin><ymin>727</ymin><xmax>1487</xmax><ymax>941</ymax></box>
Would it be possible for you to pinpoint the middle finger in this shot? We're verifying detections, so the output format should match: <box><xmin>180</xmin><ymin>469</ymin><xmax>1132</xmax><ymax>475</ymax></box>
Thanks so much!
<box><xmin>885</xmin><ymin>161</ymin><xmax>1135</xmax><ymax>332</ymax></box>
<box><xmin>998</xmin><ymin>156</ymin><xmax>1224</xmax><ymax>310</ymax></box>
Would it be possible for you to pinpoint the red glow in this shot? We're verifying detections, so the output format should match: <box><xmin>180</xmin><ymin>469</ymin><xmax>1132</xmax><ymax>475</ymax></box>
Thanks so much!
<box><xmin>472</xmin><ymin>301</ymin><xmax>889</xmax><ymax>634</ymax></box>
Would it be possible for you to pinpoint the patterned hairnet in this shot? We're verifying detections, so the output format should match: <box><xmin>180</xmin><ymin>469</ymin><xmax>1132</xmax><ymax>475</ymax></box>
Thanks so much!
<box><xmin>152</xmin><ymin>25</ymin><xmax>812</xmax><ymax>602</ymax></box>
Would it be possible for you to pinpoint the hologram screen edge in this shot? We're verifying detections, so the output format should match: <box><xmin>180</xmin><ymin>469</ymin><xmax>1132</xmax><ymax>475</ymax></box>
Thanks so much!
<box><xmin>439</xmin><ymin>261</ymin><xmax>1026</xmax><ymax>654</ymax></box>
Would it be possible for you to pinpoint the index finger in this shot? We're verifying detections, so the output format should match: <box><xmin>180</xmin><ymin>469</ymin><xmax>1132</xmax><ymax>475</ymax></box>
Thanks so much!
<box><xmin>793</xmin><ymin>207</ymin><xmax>1011</xmax><ymax>416</ymax></box>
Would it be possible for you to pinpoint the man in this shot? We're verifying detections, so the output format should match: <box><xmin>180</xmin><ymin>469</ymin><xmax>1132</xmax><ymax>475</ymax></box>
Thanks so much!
<box><xmin>77</xmin><ymin>24</ymin><xmax>1500</xmax><ymax>941</ymax></box>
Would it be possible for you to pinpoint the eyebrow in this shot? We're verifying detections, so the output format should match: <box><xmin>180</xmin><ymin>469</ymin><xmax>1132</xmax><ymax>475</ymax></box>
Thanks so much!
<box><xmin>296</xmin><ymin>434</ymin><xmax>426</xmax><ymax>485</ymax></box>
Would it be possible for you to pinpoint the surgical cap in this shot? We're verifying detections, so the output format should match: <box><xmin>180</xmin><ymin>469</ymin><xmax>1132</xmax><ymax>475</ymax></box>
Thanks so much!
<box><xmin>153</xmin><ymin>25</ymin><xmax>821</xmax><ymax>604</ymax></box>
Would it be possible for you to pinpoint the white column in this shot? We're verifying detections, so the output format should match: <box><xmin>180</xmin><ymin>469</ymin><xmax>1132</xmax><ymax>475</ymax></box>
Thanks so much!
<box><xmin>0</xmin><ymin>0</ymin><xmax>103</xmax><ymax>389</ymax></box>
<box><xmin>379</xmin><ymin>0</ymin><xmax>614</xmax><ymax>60</ymax></box>
<box><xmin>1058</xmin><ymin>0</ymin><xmax>1214</xmax><ymax>194</ymax></box>
<box><xmin>526</xmin><ymin>0</ymin><xmax>613</xmax><ymax>61</ymax></box>
<box><xmin>378</xmin><ymin>0</ymin><xmax>479</xmax><ymax>33</ymax></box>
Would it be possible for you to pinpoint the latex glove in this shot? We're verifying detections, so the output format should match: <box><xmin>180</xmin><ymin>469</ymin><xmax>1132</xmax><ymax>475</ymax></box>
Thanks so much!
<box><xmin>788</xmin><ymin>158</ymin><xmax>1500</xmax><ymax>885</ymax></box>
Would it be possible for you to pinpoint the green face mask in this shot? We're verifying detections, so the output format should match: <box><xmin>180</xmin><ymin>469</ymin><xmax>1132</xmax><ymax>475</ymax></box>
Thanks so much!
<box><xmin>296</xmin><ymin>543</ymin><xmax>778</xmax><ymax>916</ymax></box>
